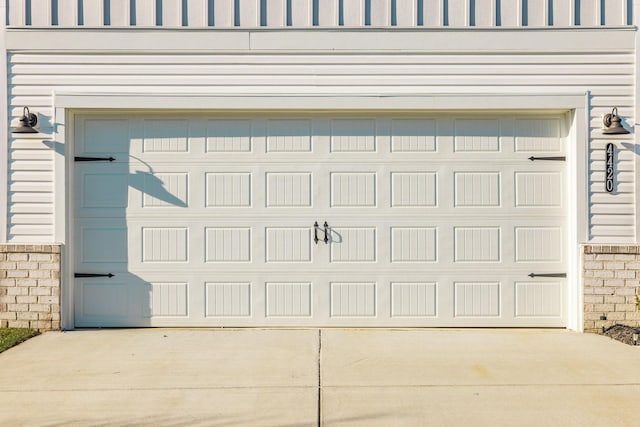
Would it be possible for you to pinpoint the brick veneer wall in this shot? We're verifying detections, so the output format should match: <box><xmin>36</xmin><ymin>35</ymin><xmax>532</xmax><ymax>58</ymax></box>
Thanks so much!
<box><xmin>583</xmin><ymin>245</ymin><xmax>640</xmax><ymax>333</ymax></box>
<box><xmin>0</xmin><ymin>244</ymin><xmax>61</xmax><ymax>330</ymax></box>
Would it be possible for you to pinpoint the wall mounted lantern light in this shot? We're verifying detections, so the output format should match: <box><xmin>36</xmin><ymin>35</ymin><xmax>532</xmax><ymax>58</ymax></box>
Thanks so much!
<box><xmin>602</xmin><ymin>107</ymin><xmax>630</xmax><ymax>135</ymax></box>
<box><xmin>12</xmin><ymin>106</ymin><xmax>38</xmax><ymax>134</ymax></box>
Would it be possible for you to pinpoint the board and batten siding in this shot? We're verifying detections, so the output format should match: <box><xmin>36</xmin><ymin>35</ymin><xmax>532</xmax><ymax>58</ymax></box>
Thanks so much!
<box><xmin>5</xmin><ymin>40</ymin><xmax>636</xmax><ymax>243</ymax></box>
<box><xmin>5</xmin><ymin>0</ymin><xmax>633</xmax><ymax>28</ymax></box>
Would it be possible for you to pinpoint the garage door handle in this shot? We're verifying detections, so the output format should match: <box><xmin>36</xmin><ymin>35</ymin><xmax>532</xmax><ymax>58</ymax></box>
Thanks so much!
<box><xmin>74</xmin><ymin>156</ymin><xmax>116</xmax><ymax>162</ymax></box>
<box><xmin>314</xmin><ymin>222</ymin><xmax>320</xmax><ymax>244</ymax></box>
<box><xmin>528</xmin><ymin>273</ymin><xmax>566</xmax><ymax>278</ymax></box>
<box><xmin>75</xmin><ymin>273</ymin><xmax>115</xmax><ymax>278</ymax></box>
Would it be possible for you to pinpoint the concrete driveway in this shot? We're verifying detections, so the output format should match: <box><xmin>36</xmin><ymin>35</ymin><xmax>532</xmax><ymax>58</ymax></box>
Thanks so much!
<box><xmin>0</xmin><ymin>329</ymin><xmax>638</xmax><ymax>426</ymax></box>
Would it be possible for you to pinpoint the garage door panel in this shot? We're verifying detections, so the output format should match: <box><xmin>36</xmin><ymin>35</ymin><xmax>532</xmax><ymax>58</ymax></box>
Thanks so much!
<box><xmin>74</xmin><ymin>113</ymin><xmax>567</xmax><ymax>328</ymax></box>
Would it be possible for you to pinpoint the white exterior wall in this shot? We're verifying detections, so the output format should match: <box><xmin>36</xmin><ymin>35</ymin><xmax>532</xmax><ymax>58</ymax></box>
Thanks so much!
<box><xmin>4</xmin><ymin>29</ymin><xmax>636</xmax><ymax>244</ymax></box>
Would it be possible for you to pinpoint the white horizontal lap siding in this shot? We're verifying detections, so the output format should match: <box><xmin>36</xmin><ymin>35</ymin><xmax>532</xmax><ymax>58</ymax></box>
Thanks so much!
<box><xmin>6</xmin><ymin>50</ymin><xmax>634</xmax><ymax>242</ymax></box>
<box><xmin>5</xmin><ymin>0</ymin><xmax>634</xmax><ymax>27</ymax></box>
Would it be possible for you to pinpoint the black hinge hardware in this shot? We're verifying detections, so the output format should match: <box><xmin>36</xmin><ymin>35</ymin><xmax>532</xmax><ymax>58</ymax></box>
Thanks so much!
<box><xmin>74</xmin><ymin>273</ymin><xmax>115</xmax><ymax>278</ymax></box>
<box><xmin>74</xmin><ymin>156</ymin><xmax>116</xmax><ymax>162</ymax></box>
<box><xmin>528</xmin><ymin>156</ymin><xmax>566</xmax><ymax>162</ymax></box>
<box><xmin>528</xmin><ymin>273</ymin><xmax>567</xmax><ymax>278</ymax></box>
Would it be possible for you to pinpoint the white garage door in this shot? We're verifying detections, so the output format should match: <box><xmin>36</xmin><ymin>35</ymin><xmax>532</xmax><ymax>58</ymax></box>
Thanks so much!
<box><xmin>73</xmin><ymin>113</ymin><xmax>567</xmax><ymax>327</ymax></box>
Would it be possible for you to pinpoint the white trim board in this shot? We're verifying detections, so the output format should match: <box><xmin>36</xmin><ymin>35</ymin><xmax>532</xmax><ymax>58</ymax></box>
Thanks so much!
<box><xmin>6</xmin><ymin>28</ymin><xmax>635</xmax><ymax>53</ymax></box>
<box><xmin>55</xmin><ymin>93</ymin><xmax>588</xmax><ymax>331</ymax></box>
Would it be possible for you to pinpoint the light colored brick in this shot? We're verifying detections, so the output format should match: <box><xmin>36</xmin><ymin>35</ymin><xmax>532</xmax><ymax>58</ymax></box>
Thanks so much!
<box><xmin>28</xmin><ymin>270</ymin><xmax>50</xmax><ymax>279</ymax></box>
<box><xmin>37</xmin><ymin>296</ymin><xmax>58</xmax><ymax>304</ymax></box>
<box><xmin>583</xmin><ymin>254</ymin><xmax>596</xmax><ymax>261</ymax></box>
<box><xmin>30</xmin><ymin>320</ymin><xmax>52</xmax><ymax>330</ymax></box>
<box><xmin>593</xmin><ymin>271</ymin><xmax>615</xmax><ymax>278</ymax></box>
<box><xmin>615</xmin><ymin>254</ymin><xmax>636</xmax><ymax>261</ymax></box>
<box><xmin>29</xmin><ymin>287</ymin><xmax>51</xmax><ymax>296</ymax></box>
<box><xmin>51</xmin><ymin>321</ymin><xmax>60</xmax><ymax>329</ymax></box>
<box><xmin>38</xmin><ymin>263</ymin><xmax>59</xmax><ymax>270</ymax></box>
<box><xmin>593</xmin><ymin>287</ymin><xmax>615</xmax><ymax>295</ymax></box>
<box><xmin>51</xmin><ymin>313</ymin><xmax>60</xmax><ymax>321</ymax></box>
<box><xmin>28</xmin><ymin>304</ymin><xmax>50</xmax><ymax>312</ymax></box>
<box><xmin>603</xmin><ymin>279</ymin><xmax>625</xmax><ymax>287</ymax></box>
<box><xmin>8</xmin><ymin>320</ymin><xmax>30</xmax><ymax>328</ymax></box>
<box><xmin>583</xmin><ymin>320</ymin><xmax>596</xmax><ymax>330</ymax></box>
<box><xmin>17</xmin><ymin>262</ymin><xmax>38</xmax><ymax>270</ymax></box>
<box><xmin>6</xmin><ymin>287</ymin><xmax>28</xmax><ymax>296</ymax></box>
<box><xmin>584</xmin><ymin>287</ymin><xmax>594</xmax><ymax>294</ymax></box>
<box><xmin>0</xmin><ymin>312</ymin><xmax>17</xmax><ymax>320</ymax></box>
<box><xmin>15</xmin><ymin>278</ymin><xmax>37</xmax><ymax>287</ymax></box>
<box><xmin>584</xmin><ymin>312</ymin><xmax>607</xmax><ymax>321</ymax></box>
<box><xmin>0</xmin><ymin>320</ymin><xmax>8</xmax><ymax>328</ymax></box>
<box><xmin>0</xmin><ymin>262</ymin><xmax>17</xmax><ymax>270</ymax></box>
<box><xmin>604</xmin><ymin>295</ymin><xmax>626</xmax><ymax>304</ymax></box>
<box><xmin>604</xmin><ymin>262</ymin><xmax>625</xmax><ymax>270</ymax></box>
<box><xmin>615</xmin><ymin>270</ymin><xmax>636</xmax><ymax>279</ymax></box>
<box><xmin>16</xmin><ymin>296</ymin><xmax>37</xmax><ymax>304</ymax></box>
<box><xmin>37</xmin><ymin>279</ymin><xmax>59</xmax><ymax>287</ymax></box>
<box><xmin>38</xmin><ymin>312</ymin><xmax>52</xmax><ymax>321</ymax></box>
<box><xmin>615</xmin><ymin>304</ymin><xmax>637</xmax><ymax>312</ymax></box>
<box><xmin>625</xmin><ymin>262</ymin><xmax>640</xmax><ymax>270</ymax></box>
<box><xmin>50</xmin><ymin>304</ymin><xmax>60</xmax><ymax>313</ymax></box>
<box><xmin>607</xmin><ymin>312</ymin><xmax>626</xmax><ymax>321</ymax></box>
<box><xmin>625</xmin><ymin>312</ymin><xmax>640</xmax><ymax>320</ymax></box>
<box><xmin>28</xmin><ymin>253</ymin><xmax>52</xmax><ymax>262</ymax></box>
<box><xmin>624</xmin><ymin>280</ymin><xmax>640</xmax><ymax>287</ymax></box>
<box><xmin>596</xmin><ymin>254</ymin><xmax>615</xmax><ymax>261</ymax></box>
<box><xmin>583</xmin><ymin>278</ymin><xmax>604</xmax><ymax>287</ymax></box>
<box><xmin>6</xmin><ymin>254</ymin><xmax>28</xmax><ymax>262</ymax></box>
<box><xmin>17</xmin><ymin>312</ymin><xmax>38</xmax><ymax>321</ymax></box>
<box><xmin>7</xmin><ymin>271</ymin><xmax>28</xmax><ymax>278</ymax></box>
<box><xmin>583</xmin><ymin>303</ymin><xmax>594</xmax><ymax>312</ymax></box>
<box><xmin>584</xmin><ymin>295</ymin><xmax>604</xmax><ymax>304</ymax></box>
<box><xmin>0</xmin><ymin>296</ymin><xmax>16</xmax><ymax>304</ymax></box>
<box><xmin>583</xmin><ymin>261</ymin><xmax>603</xmax><ymax>270</ymax></box>
<box><xmin>615</xmin><ymin>287</ymin><xmax>637</xmax><ymax>296</ymax></box>
<box><xmin>8</xmin><ymin>303</ymin><xmax>28</xmax><ymax>311</ymax></box>
<box><xmin>0</xmin><ymin>287</ymin><xmax>6</xmax><ymax>295</ymax></box>
<box><xmin>594</xmin><ymin>304</ymin><xmax>615</xmax><ymax>312</ymax></box>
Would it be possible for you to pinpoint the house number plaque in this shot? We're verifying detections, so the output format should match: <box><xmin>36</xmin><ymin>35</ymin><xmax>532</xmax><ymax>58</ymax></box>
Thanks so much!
<box><xmin>605</xmin><ymin>143</ymin><xmax>615</xmax><ymax>193</ymax></box>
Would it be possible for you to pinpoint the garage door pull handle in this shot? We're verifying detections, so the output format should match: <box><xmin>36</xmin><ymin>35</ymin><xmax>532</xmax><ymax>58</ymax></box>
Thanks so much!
<box><xmin>74</xmin><ymin>156</ymin><xmax>115</xmax><ymax>162</ymax></box>
<box><xmin>528</xmin><ymin>273</ymin><xmax>566</xmax><ymax>278</ymax></box>
<box><xmin>314</xmin><ymin>222</ymin><xmax>320</xmax><ymax>244</ymax></box>
<box><xmin>528</xmin><ymin>156</ymin><xmax>565</xmax><ymax>162</ymax></box>
<box><xmin>323</xmin><ymin>222</ymin><xmax>329</xmax><ymax>244</ymax></box>
<box><xmin>75</xmin><ymin>273</ymin><xmax>115</xmax><ymax>278</ymax></box>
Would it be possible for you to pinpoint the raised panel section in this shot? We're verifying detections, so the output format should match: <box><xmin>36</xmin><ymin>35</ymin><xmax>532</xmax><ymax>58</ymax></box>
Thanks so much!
<box><xmin>149</xmin><ymin>282</ymin><xmax>188</xmax><ymax>316</ymax></box>
<box><xmin>454</xmin><ymin>282</ymin><xmax>500</xmax><ymax>317</ymax></box>
<box><xmin>142</xmin><ymin>173</ymin><xmax>188</xmax><ymax>207</ymax></box>
<box><xmin>266</xmin><ymin>282</ymin><xmax>312</xmax><ymax>317</ymax></box>
<box><xmin>515</xmin><ymin>282</ymin><xmax>562</xmax><ymax>317</ymax></box>
<box><xmin>266</xmin><ymin>173</ymin><xmax>312</xmax><ymax>207</ymax></box>
<box><xmin>514</xmin><ymin>119</ymin><xmax>562</xmax><ymax>152</ymax></box>
<box><xmin>81</xmin><ymin>283</ymin><xmax>127</xmax><ymax>317</ymax></box>
<box><xmin>206</xmin><ymin>282</ymin><xmax>251</xmax><ymax>317</ymax></box>
<box><xmin>331</xmin><ymin>173</ymin><xmax>376</xmax><ymax>207</ymax></box>
<box><xmin>391</xmin><ymin>172</ymin><xmax>437</xmax><ymax>207</ymax></box>
<box><xmin>391</xmin><ymin>227</ymin><xmax>437</xmax><ymax>262</ymax></box>
<box><xmin>206</xmin><ymin>173</ymin><xmax>252</xmax><ymax>207</ymax></box>
<box><xmin>82</xmin><ymin>174</ymin><xmax>128</xmax><ymax>208</ymax></box>
<box><xmin>454</xmin><ymin>119</ymin><xmax>500</xmax><ymax>152</ymax></box>
<box><xmin>142</xmin><ymin>227</ymin><xmax>188</xmax><ymax>262</ymax></box>
<box><xmin>391</xmin><ymin>119</ymin><xmax>436</xmax><ymax>152</ymax></box>
<box><xmin>81</xmin><ymin>228</ymin><xmax>128</xmax><ymax>262</ymax></box>
<box><xmin>391</xmin><ymin>282</ymin><xmax>437</xmax><ymax>317</ymax></box>
<box><xmin>454</xmin><ymin>172</ymin><xmax>500</xmax><ymax>207</ymax></box>
<box><xmin>82</xmin><ymin>119</ymin><xmax>129</xmax><ymax>153</ymax></box>
<box><xmin>515</xmin><ymin>172</ymin><xmax>562</xmax><ymax>207</ymax></box>
<box><xmin>266</xmin><ymin>228</ymin><xmax>311</xmax><ymax>262</ymax></box>
<box><xmin>330</xmin><ymin>119</ymin><xmax>376</xmax><ymax>152</ymax></box>
<box><xmin>143</xmin><ymin>119</ymin><xmax>189</xmax><ymax>152</ymax></box>
<box><xmin>206</xmin><ymin>119</ymin><xmax>252</xmax><ymax>152</ymax></box>
<box><xmin>267</xmin><ymin>119</ymin><xmax>312</xmax><ymax>152</ymax></box>
<box><xmin>515</xmin><ymin>227</ymin><xmax>562</xmax><ymax>262</ymax></box>
<box><xmin>206</xmin><ymin>228</ymin><xmax>251</xmax><ymax>262</ymax></box>
<box><xmin>330</xmin><ymin>282</ymin><xmax>376</xmax><ymax>317</ymax></box>
<box><xmin>454</xmin><ymin>227</ymin><xmax>500</xmax><ymax>262</ymax></box>
<box><xmin>331</xmin><ymin>228</ymin><xmax>376</xmax><ymax>262</ymax></box>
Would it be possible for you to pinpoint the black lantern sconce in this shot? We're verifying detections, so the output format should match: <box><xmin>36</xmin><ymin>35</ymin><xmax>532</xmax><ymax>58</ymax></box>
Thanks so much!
<box><xmin>602</xmin><ymin>107</ymin><xmax>630</xmax><ymax>135</ymax></box>
<box><xmin>12</xmin><ymin>106</ymin><xmax>38</xmax><ymax>134</ymax></box>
